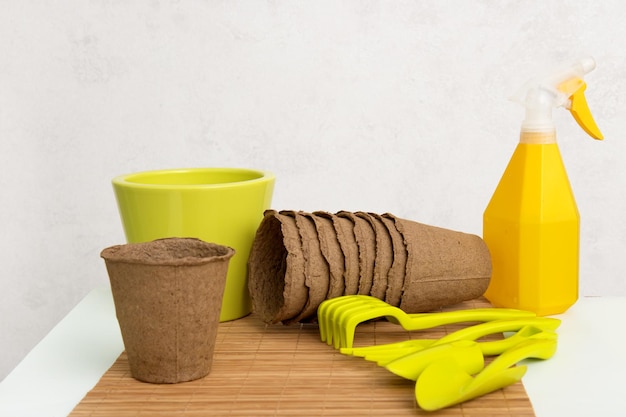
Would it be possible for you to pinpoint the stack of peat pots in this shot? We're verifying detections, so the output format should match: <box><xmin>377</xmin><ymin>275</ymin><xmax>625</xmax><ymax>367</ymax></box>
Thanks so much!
<box><xmin>248</xmin><ymin>210</ymin><xmax>492</xmax><ymax>324</ymax></box>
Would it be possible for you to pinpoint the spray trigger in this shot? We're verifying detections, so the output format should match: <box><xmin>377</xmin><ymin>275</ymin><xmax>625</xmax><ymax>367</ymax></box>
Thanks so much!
<box><xmin>566</xmin><ymin>83</ymin><xmax>604</xmax><ymax>140</ymax></box>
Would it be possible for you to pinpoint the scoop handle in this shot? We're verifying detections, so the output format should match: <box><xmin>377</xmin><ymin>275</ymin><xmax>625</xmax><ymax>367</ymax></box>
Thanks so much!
<box><xmin>471</xmin><ymin>338</ymin><xmax>557</xmax><ymax>386</ymax></box>
<box><xmin>434</xmin><ymin>317</ymin><xmax>561</xmax><ymax>346</ymax></box>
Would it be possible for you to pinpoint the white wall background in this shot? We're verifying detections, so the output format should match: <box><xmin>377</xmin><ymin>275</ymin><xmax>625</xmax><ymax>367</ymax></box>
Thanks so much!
<box><xmin>1</xmin><ymin>0</ymin><xmax>624</xmax><ymax>381</ymax></box>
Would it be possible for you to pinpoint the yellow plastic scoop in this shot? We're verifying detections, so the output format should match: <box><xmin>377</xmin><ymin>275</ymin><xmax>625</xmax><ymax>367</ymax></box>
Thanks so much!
<box><xmin>382</xmin><ymin>326</ymin><xmax>557</xmax><ymax>379</ymax></box>
<box><xmin>415</xmin><ymin>338</ymin><xmax>558</xmax><ymax>411</ymax></box>
<box><xmin>318</xmin><ymin>295</ymin><xmax>538</xmax><ymax>349</ymax></box>
<box><xmin>341</xmin><ymin>318</ymin><xmax>560</xmax><ymax>365</ymax></box>
<box><xmin>381</xmin><ymin>340</ymin><xmax>485</xmax><ymax>381</ymax></box>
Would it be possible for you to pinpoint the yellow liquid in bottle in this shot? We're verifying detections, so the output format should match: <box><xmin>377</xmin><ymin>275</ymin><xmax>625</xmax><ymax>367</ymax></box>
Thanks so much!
<box><xmin>483</xmin><ymin>131</ymin><xmax>579</xmax><ymax>315</ymax></box>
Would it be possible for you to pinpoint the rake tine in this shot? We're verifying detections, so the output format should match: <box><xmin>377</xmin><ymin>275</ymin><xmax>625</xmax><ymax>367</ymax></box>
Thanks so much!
<box><xmin>329</xmin><ymin>296</ymin><xmax>373</xmax><ymax>347</ymax></box>
<box><xmin>318</xmin><ymin>296</ymin><xmax>366</xmax><ymax>344</ymax></box>
<box><xmin>333</xmin><ymin>297</ymin><xmax>387</xmax><ymax>349</ymax></box>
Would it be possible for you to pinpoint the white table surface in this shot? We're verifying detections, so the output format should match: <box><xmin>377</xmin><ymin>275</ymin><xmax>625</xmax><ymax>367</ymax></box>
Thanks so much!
<box><xmin>0</xmin><ymin>287</ymin><xmax>624</xmax><ymax>417</ymax></box>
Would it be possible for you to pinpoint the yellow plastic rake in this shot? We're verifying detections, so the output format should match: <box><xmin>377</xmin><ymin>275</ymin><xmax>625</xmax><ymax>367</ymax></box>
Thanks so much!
<box><xmin>317</xmin><ymin>295</ymin><xmax>540</xmax><ymax>349</ymax></box>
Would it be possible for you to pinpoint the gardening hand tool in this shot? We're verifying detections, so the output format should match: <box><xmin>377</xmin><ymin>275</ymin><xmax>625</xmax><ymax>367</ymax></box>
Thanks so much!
<box><xmin>382</xmin><ymin>325</ymin><xmax>557</xmax><ymax>379</ymax></box>
<box><xmin>318</xmin><ymin>295</ymin><xmax>538</xmax><ymax>349</ymax></box>
<box><xmin>415</xmin><ymin>338</ymin><xmax>558</xmax><ymax>411</ymax></box>
<box><xmin>341</xmin><ymin>319</ymin><xmax>559</xmax><ymax>365</ymax></box>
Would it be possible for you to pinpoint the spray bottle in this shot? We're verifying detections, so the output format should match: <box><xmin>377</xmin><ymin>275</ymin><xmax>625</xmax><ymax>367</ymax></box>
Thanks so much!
<box><xmin>483</xmin><ymin>57</ymin><xmax>603</xmax><ymax>316</ymax></box>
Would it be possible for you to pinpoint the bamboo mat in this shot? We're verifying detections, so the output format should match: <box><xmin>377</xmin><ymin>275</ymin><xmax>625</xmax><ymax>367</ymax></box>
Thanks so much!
<box><xmin>69</xmin><ymin>298</ymin><xmax>535</xmax><ymax>416</ymax></box>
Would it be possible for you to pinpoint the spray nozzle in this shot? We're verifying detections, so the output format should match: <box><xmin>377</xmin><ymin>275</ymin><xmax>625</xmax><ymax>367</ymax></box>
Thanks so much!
<box><xmin>512</xmin><ymin>57</ymin><xmax>603</xmax><ymax>140</ymax></box>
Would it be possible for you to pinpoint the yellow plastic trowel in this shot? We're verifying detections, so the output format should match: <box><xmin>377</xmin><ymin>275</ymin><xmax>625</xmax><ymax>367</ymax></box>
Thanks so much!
<box><xmin>415</xmin><ymin>338</ymin><xmax>557</xmax><ymax>411</ymax></box>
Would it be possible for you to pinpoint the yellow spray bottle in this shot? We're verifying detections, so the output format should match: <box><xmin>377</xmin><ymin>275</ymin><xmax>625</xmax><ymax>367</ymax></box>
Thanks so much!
<box><xmin>483</xmin><ymin>57</ymin><xmax>603</xmax><ymax>316</ymax></box>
